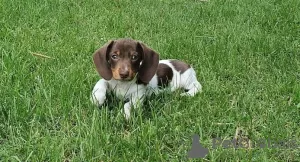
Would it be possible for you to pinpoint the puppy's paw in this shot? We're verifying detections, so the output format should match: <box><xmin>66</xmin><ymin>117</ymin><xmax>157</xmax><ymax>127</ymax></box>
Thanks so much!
<box><xmin>181</xmin><ymin>83</ymin><xmax>202</xmax><ymax>97</ymax></box>
<box><xmin>90</xmin><ymin>93</ymin><xmax>106</xmax><ymax>106</ymax></box>
<box><xmin>124</xmin><ymin>102</ymin><xmax>131</xmax><ymax>120</ymax></box>
<box><xmin>180</xmin><ymin>92</ymin><xmax>189</xmax><ymax>96</ymax></box>
<box><xmin>180</xmin><ymin>91</ymin><xmax>198</xmax><ymax>97</ymax></box>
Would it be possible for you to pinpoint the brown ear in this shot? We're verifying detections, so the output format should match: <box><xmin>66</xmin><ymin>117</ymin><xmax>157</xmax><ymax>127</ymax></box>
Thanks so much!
<box><xmin>93</xmin><ymin>41</ymin><xmax>114</xmax><ymax>80</ymax></box>
<box><xmin>137</xmin><ymin>42</ymin><xmax>159</xmax><ymax>84</ymax></box>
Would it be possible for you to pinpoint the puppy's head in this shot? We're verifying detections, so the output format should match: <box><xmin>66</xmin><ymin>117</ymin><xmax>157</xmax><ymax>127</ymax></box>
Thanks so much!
<box><xmin>93</xmin><ymin>38</ymin><xmax>159</xmax><ymax>83</ymax></box>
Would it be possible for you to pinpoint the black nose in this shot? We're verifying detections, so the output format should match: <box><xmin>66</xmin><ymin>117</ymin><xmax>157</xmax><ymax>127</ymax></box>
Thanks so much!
<box><xmin>119</xmin><ymin>70</ymin><xmax>129</xmax><ymax>79</ymax></box>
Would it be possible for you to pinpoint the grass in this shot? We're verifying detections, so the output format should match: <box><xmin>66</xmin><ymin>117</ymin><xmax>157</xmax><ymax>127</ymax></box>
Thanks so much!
<box><xmin>1</xmin><ymin>0</ymin><xmax>300</xmax><ymax>161</ymax></box>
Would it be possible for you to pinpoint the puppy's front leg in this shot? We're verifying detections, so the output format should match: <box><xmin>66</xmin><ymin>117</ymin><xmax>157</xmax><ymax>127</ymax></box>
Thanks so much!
<box><xmin>124</xmin><ymin>91</ymin><xmax>146</xmax><ymax>120</ymax></box>
<box><xmin>91</xmin><ymin>79</ymin><xmax>108</xmax><ymax>106</ymax></box>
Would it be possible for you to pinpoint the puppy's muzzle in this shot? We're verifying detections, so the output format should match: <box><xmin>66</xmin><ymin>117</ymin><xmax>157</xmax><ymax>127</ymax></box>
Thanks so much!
<box><xmin>119</xmin><ymin>68</ymin><xmax>129</xmax><ymax>79</ymax></box>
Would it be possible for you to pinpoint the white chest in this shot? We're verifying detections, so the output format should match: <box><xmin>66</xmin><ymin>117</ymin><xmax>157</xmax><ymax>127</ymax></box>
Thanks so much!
<box><xmin>107</xmin><ymin>79</ymin><xmax>147</xmax><ymax>99</ymax></box>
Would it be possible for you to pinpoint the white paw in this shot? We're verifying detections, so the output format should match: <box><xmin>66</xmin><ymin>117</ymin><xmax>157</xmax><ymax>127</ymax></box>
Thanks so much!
<box><xmin>180</xmin><ymin>91</ymin><xmax>197</xmax><ymax>97</ymax></box>
<box><xmin>124</xmin><ymin>102</ymin><xmax>131</xmax><ymax>120</ymax></box>
<box><xmin>90</xmin><ymin>92</ymin><xmax>106</xmax><ymax>106</ymax></box>
<box><xmin>180</xmin><ymin>92</ymin><xmax>189</xmax><ymax>96</ymax></box>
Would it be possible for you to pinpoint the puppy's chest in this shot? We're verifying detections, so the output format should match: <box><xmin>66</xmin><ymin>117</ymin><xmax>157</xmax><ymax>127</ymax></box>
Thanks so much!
<box><xmin>107</xmin><ymin>80</ymin><xmax>145</xmax><ymax>99</ymax></box>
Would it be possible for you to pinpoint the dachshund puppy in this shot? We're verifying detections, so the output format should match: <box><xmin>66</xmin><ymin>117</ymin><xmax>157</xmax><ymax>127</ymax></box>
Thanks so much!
<box><xmin>91</xmin><ymin>38</ymin><xmax>202</xmax><ymax>120</ymax></box>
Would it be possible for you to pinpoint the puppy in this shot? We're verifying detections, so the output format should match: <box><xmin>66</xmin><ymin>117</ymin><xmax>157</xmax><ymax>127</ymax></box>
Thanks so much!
<box><xmin>91</xmin><ymin>38</ymin><xmax>202</xmax><ymax>120</ymax></box>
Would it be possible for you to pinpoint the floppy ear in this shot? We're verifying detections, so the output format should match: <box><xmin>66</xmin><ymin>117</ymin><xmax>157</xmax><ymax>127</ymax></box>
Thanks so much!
<box><xmin>93</xmin><ymin>41</ymin><xmax>114</xmax><ymax>80</ymax></box>
<box><xmin>137</xmin><ymin>42</ymin><xmax>159</xmax><ymax>84</ymax></box>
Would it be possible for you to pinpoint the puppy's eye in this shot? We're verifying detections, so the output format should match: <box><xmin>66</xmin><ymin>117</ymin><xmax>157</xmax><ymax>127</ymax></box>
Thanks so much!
<box><xmin>131</xmin><ymin>55</ymin><xmax>138</xmax><ymax>61</ymax></box>
<box><xmin>111</xmin><ymin>54</ymin><xmax>118</xmax><ymax>60</ymax></box>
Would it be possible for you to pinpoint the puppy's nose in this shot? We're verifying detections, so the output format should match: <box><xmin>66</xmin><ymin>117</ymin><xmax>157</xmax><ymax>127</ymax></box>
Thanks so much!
<box><xmin>119</xmin><ymin>69</ymin><xmax>129</xmax><ymax>79</ymax></box>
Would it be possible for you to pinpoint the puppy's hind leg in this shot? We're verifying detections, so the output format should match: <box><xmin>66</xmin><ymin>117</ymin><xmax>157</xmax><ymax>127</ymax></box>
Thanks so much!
<box><xmin>180</xmin><ymin>68</ymin><xmax>202</xmax><ymax>97</ymax></box>
<box><xmin>181</xmin><ymin>81</ymin><xmax>202</xmax><ymax>96</ymax></box>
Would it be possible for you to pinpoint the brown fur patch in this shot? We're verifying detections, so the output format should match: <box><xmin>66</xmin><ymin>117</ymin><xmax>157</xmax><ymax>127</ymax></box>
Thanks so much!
<box><xmin>111</xmin><ymin>68</ymin><xmax>121</xmax><ymax>80</ymax></box>
<box><xmin>156</xmin><ymin>63</ymin><xmax>173</xmax><ymax>87</ymax></box>
<box><xmin>170</xmin><ymin>60</ymin><xmax>190</xmax><ymax>74</ymax></box>
<box><xmin>115</xmin><ymin>51</ymin><xmax>120</xmax><ymax>55</ymax></box>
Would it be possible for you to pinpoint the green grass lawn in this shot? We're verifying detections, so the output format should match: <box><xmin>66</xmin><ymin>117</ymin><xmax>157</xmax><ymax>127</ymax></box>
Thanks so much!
<box><xmin>1</xmin><ymin>0</ymin><xmax>300</xmax><ymax>161</ymax></box>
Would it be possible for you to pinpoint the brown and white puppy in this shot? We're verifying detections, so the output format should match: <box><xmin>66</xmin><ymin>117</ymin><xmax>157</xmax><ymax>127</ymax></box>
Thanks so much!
<box><xmin>91</xmin><ymin>38</ymin><xmax>202</xmax><ymax>120</ymax></box>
